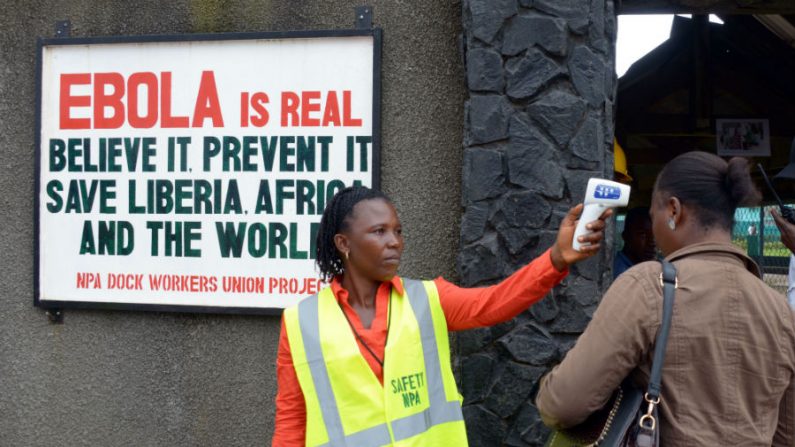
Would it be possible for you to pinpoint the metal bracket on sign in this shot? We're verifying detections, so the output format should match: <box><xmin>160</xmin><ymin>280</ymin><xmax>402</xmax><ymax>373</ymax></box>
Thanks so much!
<box><xmin>46</xmin><ymin>309</ymin><xmax>64</xmax><ymax>324</ymax></box>
<box><xmin>55</xmin><ymin>20</ymin><xmax>71</xmax><ymax>38</ymax></box>
<box><xmin>355</xmin><ymin>6</ymin><xmax>373</xmax><ymax>29</ymax></box>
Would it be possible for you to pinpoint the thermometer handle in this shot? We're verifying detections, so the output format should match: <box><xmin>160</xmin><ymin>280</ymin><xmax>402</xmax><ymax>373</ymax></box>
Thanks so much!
<box><xmin>572</xmin><ymin>204</ymin><xmax>607</xmax><ymax>252</ymax></box>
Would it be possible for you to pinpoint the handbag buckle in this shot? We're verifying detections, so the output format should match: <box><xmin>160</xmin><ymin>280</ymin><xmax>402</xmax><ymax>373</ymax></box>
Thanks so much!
<box><xmin>639</xmin><ymin>413</ymin><xmax>656</xmax><ymax>431</ymax></box>
<box><xmin>639</xmin><ymin>393</ymin><xmax>660</xmax><ymax>431</ymax></box>
<box><xmin>658</xmin><ymin>272</ymin><xmax>678</xmax><ymax>288</ymax></box>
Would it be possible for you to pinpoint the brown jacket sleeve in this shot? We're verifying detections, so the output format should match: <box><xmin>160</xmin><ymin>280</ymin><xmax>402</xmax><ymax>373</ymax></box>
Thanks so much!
<box><xmin>773</xmin><ymin>375</ymin><xmax>795</xmax><ymax>446</ymax></box>
<box><xmin>774</xmin><ymin>310</ymin><xmax>795</xmax><ymax>446</ymax></box>
<box><xmin>536</xmin><ymin>266</ymin><xmax>660</xmax><ymax>429</ymax></box>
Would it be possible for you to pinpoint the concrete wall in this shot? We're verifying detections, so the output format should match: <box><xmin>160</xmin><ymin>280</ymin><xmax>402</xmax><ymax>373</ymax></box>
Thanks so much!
<box><xmin>0</xmin><ymin>1</ymin><xmax>464</xmax><ymax>445</ymax></box>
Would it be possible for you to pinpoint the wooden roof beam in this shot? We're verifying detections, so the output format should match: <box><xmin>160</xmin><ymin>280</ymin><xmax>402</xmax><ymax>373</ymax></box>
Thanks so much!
<box><xmin>619</xmin><ymin>0</ymin><xmax>795</xmax><ymax>15</ymax></box>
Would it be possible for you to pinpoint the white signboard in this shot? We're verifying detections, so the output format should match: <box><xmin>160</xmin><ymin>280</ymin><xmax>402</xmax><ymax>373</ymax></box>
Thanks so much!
<box><xmin>36</xmin><ymin>30</ymin><xmax>381</xmax><ymax>313</ymax></box>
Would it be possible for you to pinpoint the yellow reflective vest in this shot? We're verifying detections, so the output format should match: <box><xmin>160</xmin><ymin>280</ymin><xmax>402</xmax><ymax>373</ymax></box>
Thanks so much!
<box><xmin>283</xmin><ymin>278</ymin><xmax>468</xmax><ymax>447</ymax></box>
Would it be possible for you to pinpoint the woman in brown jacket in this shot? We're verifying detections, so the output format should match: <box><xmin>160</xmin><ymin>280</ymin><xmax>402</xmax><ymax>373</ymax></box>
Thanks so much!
<box><xmin>536</xmin><ymin>152</ymin><xmax>795</xmax><ymax>445</ymax></box>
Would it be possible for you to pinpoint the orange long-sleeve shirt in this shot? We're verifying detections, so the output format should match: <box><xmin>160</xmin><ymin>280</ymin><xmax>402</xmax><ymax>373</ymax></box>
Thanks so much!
<box><xmin>272</xmin><ymin>248</ymin><xmax>567</xmax><ymax>446</ymax></box>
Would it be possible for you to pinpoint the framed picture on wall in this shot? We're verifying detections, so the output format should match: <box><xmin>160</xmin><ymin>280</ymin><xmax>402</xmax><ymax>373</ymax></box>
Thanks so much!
<box><xmin>716</xmin><ymin>118</ymin><xmax>770</xmax><ymax>157</ymax></box>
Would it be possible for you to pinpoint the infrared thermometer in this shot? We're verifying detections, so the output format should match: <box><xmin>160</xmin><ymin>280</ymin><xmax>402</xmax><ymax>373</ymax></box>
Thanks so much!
<box><xmin>572</xmin><ymin>178</ymin><xmax>631</xmax><ymax>252</ymax></box>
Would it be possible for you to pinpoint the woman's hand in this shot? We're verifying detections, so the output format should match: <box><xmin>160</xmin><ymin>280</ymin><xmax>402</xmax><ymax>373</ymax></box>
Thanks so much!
<box><xmin>550</xmin><ymin>204</ymin><xmax>613</xmax><ymax>271</ymax></box>
<box><xmin>771</xmin><ymin>209</ymin><xmax>795</xmax><ymax>254</ymax></box>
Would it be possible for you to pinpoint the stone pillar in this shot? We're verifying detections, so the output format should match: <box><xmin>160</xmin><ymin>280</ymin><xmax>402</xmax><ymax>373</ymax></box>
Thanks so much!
<box><xmin>458</xmin><ymin>1</ymin><xmax>618</xmax><ymax>445</ymax></box>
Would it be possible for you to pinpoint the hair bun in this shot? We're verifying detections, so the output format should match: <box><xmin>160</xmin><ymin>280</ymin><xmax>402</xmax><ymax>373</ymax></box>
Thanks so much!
<box><xmin>726</xmin><ymin>157</ymin><xmax>761</xmax><ymax>207</ymax></box>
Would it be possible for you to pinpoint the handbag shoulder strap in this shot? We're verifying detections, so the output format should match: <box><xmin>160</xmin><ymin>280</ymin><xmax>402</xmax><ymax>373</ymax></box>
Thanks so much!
<box><xmin>647</xmin><ymin>259</ymin><xmax>677</xmax><ymax>399</ymax></box>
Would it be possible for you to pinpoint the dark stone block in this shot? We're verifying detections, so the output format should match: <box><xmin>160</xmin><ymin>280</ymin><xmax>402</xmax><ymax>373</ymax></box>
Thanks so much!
<box><xmin>549</xmin><ymin>294</ymin><xmax>593</xmax><ymax>334</ymax></box>
<box><xmin>540</xmin><ymin>229</ymin><xmax>560</xmax><ymax>252</ymax></box>
<box><xmin>505</xmin><ymin>403</ymin><xmax>551</xmax><ymax>447</ymax></box>
<box><xmin>463</xmin><ymin>404</ymin><xmax>507</xmax><ymax>446</ymax></box>
<box><xmin>530</xmin><ymin>292</ymin><xmax>558</xmax><ymax>323</ymax></box>
<box><xmin>467</xmin><ymin>47</ymin><xmax>505</xmax><ymax>92</ymax></box>
<box><xmin>564</xmin><ymin>153</ymin><xmax>601</xmax><ymax>171</ymax></box>
<box><xmin>498</xmin><ymin>323</ymin><xmax>559</xmax><ymax>365</ymax></box>
<box><xmin>564</xmin><ymin>170</ymin><xmax>596</xmax><ymax>204</ymax></box>
<box><xmin>506</xmin><ymin>113</ymin><xmax>563</xmax><ymax>189</ymax></box>
<box><xmin>548</xmin><ymin>206</ymin><xmax>571</xmax><ymax>232</ymax></box>
<box><xmin>555</xmin><ymin>335</ymin><xmax>578</xmax><ymax>354</ymax></box>
<box><xmin>505</xmin><ymin>49</ymin><xmax>565</xmax><ymax>100</ymax></box>
<box><xmin>527</xmin><ymin>89</ymin><xmax>586</xmax><ymax>147</ymax></box>
<box><xmin>606</xmin><ymin>0</ymin><xmax>617</xmax><ymax>41</ymax></box>
<box><xmin>484</xmin><ymin>361</ymin><xmax>546</xmax><ymax>418</ymax></box>
<box><xmin>522</xmin><ymin>410</ymin><xmax>553</xmax><ymax>445</ymax></box>
<box><xmin>569</xmin><ymin>45</ymin><xmax>606</xmax><ymax>108</ymax></box>
<box><xmin>590</xmin><ymin>34</ymin><xmax>608</xmax><ymax>56</ymax></box>
<box><xmin>504</xmin><ymin>239</ymin><xmax>544</xmax><ymax>277</ymax></box>
<box><xmin>563</xmin><ymin>275</ymin><xmax>599</xmax><ymax>306</ymax></box>
<box><xmin>572</xmin><ymin>251</ymin><xmax>601</xmax><ymax>281</ymax></box>
<box><xmin>459</xmin><ymin>233</ymin><xmax>505</xmax><ymax>286</ymax></box>
<box><xmin>501</xmin><ymin>17</ymin><xmax>529</xmax><ymax>57</ymax></box>
<box><xmin>506</xmin><ymin>144</ymin><xmax>565</xmax><ymax>199</ymax></box>
<box><xmin>508</xmin><ymin>113</ymin><xmax>557</xmax><ymax>154</ymax></box>
<box><xmin>509</xmin><ymin>229</ymin><xmax>558</xmax><ymax>271</ymax></box>
<box><xmin>491</xmin><ymin>318</ymin><xmax>517</xmax><ymax>340</ymax></box>
<box><xmin>605</xmin><ymin>68</ymin><xmax>616</xmax><ymax>104</ymax></box>
<box><xmin>492</xmin><ymin>190</ymin><xmax>552</xmax><ymax>231</ymax></box>
<box><xmin>459</xmin><ymin>327</ymin><xmax>494</xmax><ymax>356</ymax></box>
<box><xmin>462</xmin><ymin>353</ymin><xmax>497</xmax><ymax>404</ymax></box>
<box><xmin>467</xmin><ymin>95</ymin><xmax>512</xmax><ymax>145</ymax></box>
<box><xmin>589</xmin><ymin>0</ymin><xmax>607</xmax><ymax>54</ymax></box>
<box><xmin>498</xmin><ymin>226</ymin><xmax>539</xmax><ymax>255</ymax></box>
<box><xmin>533</xmin><ymin>0</ymin><xmax>588</xmax><ymax>20</ymax></box>
<box><xmin>462</xmin><ymin>147</ymin><xmax>505</xmax><ymax>203</ymax></box>
<box><xmin>605</xmin><ymin>100</ymin><xmax>614</xmax><ymax>137</ymax></box>
<box><xmin>569</xmin><ymin>116</ymin><xmax>603</xmax><ymax>162</ymax></box>
<box><xmin>519</xmin><ymin>0</ymin><xmax>534</xmax><ymax>8</ymax></box>
<box><xmin>468</xmin><ymin>0</ymin><xmax>518</xmax><ymax>44</ymax></box>
<box><xmin>568</xmin><ymin>18</ymin><xmax>590</xmax><ymax>35</ymax></box>
<box><xmin>461</xmin><ymin>203</ymin><xmax>491</xmax><ymax>244</ymax></box>
<box><xmin>502</xmin><ymin>14</ymin><xmax>568</xmax><ymax>57</ymax></box>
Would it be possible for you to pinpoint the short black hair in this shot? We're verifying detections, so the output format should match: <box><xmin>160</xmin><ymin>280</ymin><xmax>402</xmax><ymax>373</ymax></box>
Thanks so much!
<box><xmin>315</xmin><ymin>186</ymin><xmax>392</xmax><ymax>281</ymax></box>
<box><xmin>654</xmin><ymin>152</ymin><xmax>761</xmax><ymax>230</ymax></box>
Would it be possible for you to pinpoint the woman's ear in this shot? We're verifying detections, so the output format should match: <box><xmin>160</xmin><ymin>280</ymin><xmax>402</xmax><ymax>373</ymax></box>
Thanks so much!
<box><xmin>669</xmin><ymin>197</ymin><xmax>682</xmax><ymax>225</ymax></box>
<box><xmin>333</xmin><ymin>233</ymin><xmax>349</xmax><ymax>258</ymax></box>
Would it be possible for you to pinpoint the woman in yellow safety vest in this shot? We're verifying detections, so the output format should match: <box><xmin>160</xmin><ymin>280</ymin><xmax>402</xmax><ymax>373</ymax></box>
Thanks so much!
<box><xmin>273</xmin><ymin>186</ymin><xmax>610</xmax><ymax>446</ymax></box>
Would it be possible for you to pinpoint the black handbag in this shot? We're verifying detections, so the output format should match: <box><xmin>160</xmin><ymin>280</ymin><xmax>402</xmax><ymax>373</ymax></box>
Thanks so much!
<box><xmin>545</xmin><ymin>260</ymin><xmax>678</xmax><ymax>447</ymax></box>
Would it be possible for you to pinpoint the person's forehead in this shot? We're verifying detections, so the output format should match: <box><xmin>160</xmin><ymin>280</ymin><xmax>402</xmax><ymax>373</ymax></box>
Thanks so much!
<box><xmin>350</xmin><ymin>199</ymin><xmax>395</xmax><ymax>221</ymax></box>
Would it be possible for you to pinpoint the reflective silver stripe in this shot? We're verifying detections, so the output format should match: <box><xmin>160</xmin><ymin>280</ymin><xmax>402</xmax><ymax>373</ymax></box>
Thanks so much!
<box><xmin>391</xmin><ymin>401</ymin><xmax>463</xmax><ymax>440</ymax></box>
<box><xmin>392</xmin><ymin>280</ymin><xmax>464</xmax><ymax>442</ymax></box>
<box><xmin>298</xmin><ymin>296</ymin><xmax>346</xmax><ymax>446</ymax></box>
<box><xmin>298</xmin><ymin>295</ymin><xmax>392</xmax><ymax>447</ymax></box>
<box><xmin>317</xmin><ymin>423</ymin><xmax>392</xmax><ymax>447</ymax></box>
